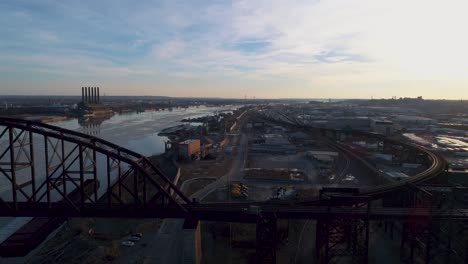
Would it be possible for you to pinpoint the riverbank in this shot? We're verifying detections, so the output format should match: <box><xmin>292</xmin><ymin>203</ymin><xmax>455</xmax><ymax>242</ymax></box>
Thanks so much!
<box><xmin>0</xmin><ymin>105</ymin><xmax>241</xmax><ymax>263</ymax></box>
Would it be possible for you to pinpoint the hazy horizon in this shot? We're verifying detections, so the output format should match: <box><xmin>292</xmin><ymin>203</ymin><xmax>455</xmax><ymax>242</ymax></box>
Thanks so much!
<box><xmin>1</xmin><ymin>94</ymin><xmax>465</xmax><ymax>102</ymax></box>
<box><xmin>1</xmin><ymin>1</ymin><xmax>468</xmax><ymax>99</ymax></box>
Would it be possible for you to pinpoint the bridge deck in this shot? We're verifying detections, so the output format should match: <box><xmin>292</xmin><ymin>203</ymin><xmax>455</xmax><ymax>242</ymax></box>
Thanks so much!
<box><xmin>1</xmin><ymin>202</ymin><xmax>468</xmax><ymax>222</ymax></box>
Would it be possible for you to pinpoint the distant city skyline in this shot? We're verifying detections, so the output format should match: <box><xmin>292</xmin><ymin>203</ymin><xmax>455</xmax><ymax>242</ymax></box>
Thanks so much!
<box><xmin>1</xmin><ymin>1</ymin><xmax>468</xmax><ymax>99</ymax></box>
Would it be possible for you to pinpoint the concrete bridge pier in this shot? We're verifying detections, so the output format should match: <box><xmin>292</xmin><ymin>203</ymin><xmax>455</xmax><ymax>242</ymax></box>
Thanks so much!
<box><xmin>181</xmin><ymin>219</ymin><xmax>202</xmax><ymax>264</ymax></box>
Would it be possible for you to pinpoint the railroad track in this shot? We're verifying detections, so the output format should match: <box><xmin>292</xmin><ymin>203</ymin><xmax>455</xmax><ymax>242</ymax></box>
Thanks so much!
<box><xmin>258</xmin><ymin>111</ymin><xmax>448</xmax><ymax>199</ymax></box>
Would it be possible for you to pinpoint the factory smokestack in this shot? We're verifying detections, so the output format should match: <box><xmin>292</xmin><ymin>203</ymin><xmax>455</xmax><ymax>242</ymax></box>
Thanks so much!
<box><xmin>81</xmin><ymin>86</ymin><xmax>102</xmax><ymax>104</ymax></box>
<box><xmin>95</xmin><ymin>87</ymin><xmax>98</xmax><ymax>103</ymax></box>
<box><xmin>94</xmin><ymin>87</ymin><xmax>97</xmax><ymax>103</ymax></box>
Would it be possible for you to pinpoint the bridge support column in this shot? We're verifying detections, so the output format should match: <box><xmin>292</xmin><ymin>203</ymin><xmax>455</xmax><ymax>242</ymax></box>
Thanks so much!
<box><xmin>316</xmin><ymin>217</ymin><xmax>369</xmax><ymax>264</ymax></box>
<box><xmin>398</xmin><ymin>185</ymin><xmax>468</xmax><ymax>263</ymax></box>
<box><xmin>182</xmin><ymin>218</ymin><xmax>202</xmax><ymax>264</ymax></box>
<box><xmin>256</xmin><ymin>217</ymin><xmax>277</xmax><ymax>264</ymax></box>
<box><xmin>400</xmin><ymin>221</ymin><xmax>434</xmax><ymax>264</ymax></box>
<box><xmin>316</xmin><ymin>194</ymin><xmax>370</xmax><ymax>264</ymax></box>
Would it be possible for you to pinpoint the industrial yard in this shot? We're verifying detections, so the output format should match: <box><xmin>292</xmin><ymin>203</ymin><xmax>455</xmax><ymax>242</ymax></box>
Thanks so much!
<box><xmin>1</xmin><ymin>97</ymin><xmax>468</xmax><ymax>263</ymax></box>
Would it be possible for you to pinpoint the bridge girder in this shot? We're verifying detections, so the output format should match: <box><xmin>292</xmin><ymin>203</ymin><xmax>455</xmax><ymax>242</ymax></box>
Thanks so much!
<box><xmin>0</xmin><ymin>117</ymin><xmax>191</xmax><ymax>217</ymax></box>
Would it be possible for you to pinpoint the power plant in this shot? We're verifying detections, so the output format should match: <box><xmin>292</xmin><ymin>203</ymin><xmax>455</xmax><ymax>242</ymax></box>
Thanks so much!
<box><xmin>81</xmin><ymin>87</ymin><xmax>100</xmax><ymax>104</ymax></box>
<box><xmin>78</xmin><ymin>87</ymin><xmax>112</xmax><ymax>118</ymax></box>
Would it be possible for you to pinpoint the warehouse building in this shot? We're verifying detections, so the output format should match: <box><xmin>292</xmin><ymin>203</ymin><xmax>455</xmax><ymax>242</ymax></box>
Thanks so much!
<box><xmin>178</xmin><ymin>139</ymin><xmax>201</xmax><ymax>160</ymax></box>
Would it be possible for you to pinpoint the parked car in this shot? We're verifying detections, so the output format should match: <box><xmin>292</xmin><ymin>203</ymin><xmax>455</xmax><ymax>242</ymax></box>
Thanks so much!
<box><xmin>121</xmin><ymin>241</ymin><xmax>135</xmax><ymax>247</ymax></box>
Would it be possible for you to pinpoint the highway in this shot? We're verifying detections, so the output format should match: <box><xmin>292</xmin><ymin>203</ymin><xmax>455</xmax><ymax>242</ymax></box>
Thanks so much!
<box><xmin>190</xmin><ymin>133</ymin><xmax>248</xmax><ymax>201</ymax></box>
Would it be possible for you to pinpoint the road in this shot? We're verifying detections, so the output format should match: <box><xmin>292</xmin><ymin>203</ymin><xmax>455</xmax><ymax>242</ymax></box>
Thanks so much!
<box><xmin>329</xmin><ymin>152</ymin><xmax>351</xmax><ymax>184</ymax></box>
<box><xmin>118</xmin><ymin>133</ymin><xmax>249</xmax><ymax>263</ymax></box>
<box><xmin>293</xmin><ymin>220</ymin><xmax>316</xmax><ymax>263</ymax></box>
<box><xmin>190</xmin><ymin>133</ymin><xmax>248</xmax><ymax>201</ymax></box>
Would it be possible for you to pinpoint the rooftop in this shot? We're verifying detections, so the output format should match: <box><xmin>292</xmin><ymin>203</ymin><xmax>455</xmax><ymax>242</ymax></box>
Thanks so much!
<box><xmin>179</xmin><ymin>139</ymin><xmax>200</xmax><ymax>145</ymax></box>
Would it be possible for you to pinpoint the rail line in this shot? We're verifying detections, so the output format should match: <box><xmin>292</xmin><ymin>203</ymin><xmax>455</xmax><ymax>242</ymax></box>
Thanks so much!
<box><xmin>0</xmin><ymin>116</ymin><xmax>448</xmax><ymax>217</ymax></box>
<box><xmin>259</xmin><ymin>113</ymin><xmax>448</xmax><ymax>199</ymax></box>
<box><xmin>0</xmin><ymin>116</ymin><xmax>460</xmax><ymax>264</ymax></box>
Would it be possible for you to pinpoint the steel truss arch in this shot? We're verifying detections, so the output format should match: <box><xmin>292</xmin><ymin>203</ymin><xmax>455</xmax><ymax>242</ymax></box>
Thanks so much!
<box><xmin>0</xmin><ymin>117</ymin><xmax>191</xmax><ymax>216</ymax></box>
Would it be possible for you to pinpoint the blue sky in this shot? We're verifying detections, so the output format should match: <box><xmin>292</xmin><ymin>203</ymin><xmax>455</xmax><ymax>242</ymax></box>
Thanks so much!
<box><xmin>1</xmin><ymin>0</ymin><xmax>468</xmax><ymax>98</ymax></box>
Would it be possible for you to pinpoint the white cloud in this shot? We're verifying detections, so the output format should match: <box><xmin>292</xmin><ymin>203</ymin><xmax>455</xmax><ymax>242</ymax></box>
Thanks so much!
<box><xmin>2</xmin><ymin>0</ymin><xmax>468</xmax><ymax>98</ymax></box>
<box><xmin>152</xmin><ymin>40</ymin><xmax>186</xmax><ymax>60</ymax></box>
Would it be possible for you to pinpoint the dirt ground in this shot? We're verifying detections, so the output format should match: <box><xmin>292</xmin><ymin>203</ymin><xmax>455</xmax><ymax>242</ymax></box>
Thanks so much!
<box><xmin>26</xmin><ymin>218</ymin><xmax>162</xmax><ymax>264</ymax></box>
<box><xmin>179</xmin><ymin>158</ymin><xmax>232</xmax><ymax>182</ymax></box>
<box><xmin>244</xmin><ymin>169</ymin><xmax>300</xmax><ymax>181</ymax></box>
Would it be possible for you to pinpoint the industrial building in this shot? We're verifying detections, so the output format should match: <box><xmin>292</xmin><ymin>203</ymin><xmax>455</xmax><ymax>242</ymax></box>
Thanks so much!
<box><xmin>306</xmin><ymin>151</ymin><xmax>338</xmax><ymax>169</ymax></box>
<box><xmin>178</xmin><ymin>139</ymin><xmax>201</xmax><ymax>159</ymax></box>
<box><xmin>250</xmin><ymin>134</ymin><xmax>296</xmax><ymax>154</ymax></box>
<box><xmin>371</xmin><ymin>120</ymin><xmax>395</xmax><ymax>135</ymax></box>
<box><xmin>327</xmin><ymin>117</ymin><xmax>371</xmax><ymax>131</ymax></box>
<box><xmin>393</xmin><ymin>115</ymin><xmax>434</xmax><ymax>128</ymax></box>
<box><xmin>79</xmin><ymin>87</ymin><xmax>113</xmax><ymax>117</ymax></box>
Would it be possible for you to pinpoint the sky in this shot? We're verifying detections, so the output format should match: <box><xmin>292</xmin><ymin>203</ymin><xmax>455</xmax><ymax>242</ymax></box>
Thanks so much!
<box><xmin>1</xmin><ymin>0</ymin><xmax>468</xmax><ymax>99</ymax></box>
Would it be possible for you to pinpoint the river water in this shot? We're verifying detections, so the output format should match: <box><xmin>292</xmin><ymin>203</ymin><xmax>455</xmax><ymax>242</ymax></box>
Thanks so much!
<box><xmin>0</xmin><ymin>105</ymin><xmax>239</xmax><ymax>248</ymax></box>
<box><xmin>54</xmin><ymin>105</ymin><xmax>238</xmax><ymax>156</ymax></box>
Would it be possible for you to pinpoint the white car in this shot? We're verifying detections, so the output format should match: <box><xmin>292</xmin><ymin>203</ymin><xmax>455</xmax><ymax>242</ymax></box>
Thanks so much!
<box><xmin>128</xmin><ymin>235</ymin><xmax>141</xmax><ymax>242</ymax></box>
<box><xmin>121</xmin><ymin>241</ymin><xmax>135</xmax><ymax>247</ymax></box>
<box><xmin>343</xmin><ymin>174</ymin><xmax>358</xmax><ymax>183</ymax></box>
<box><xmin>131</xmin><ymin>233</ymin><xmax>143</xmax><ymax>238</ymax></box>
